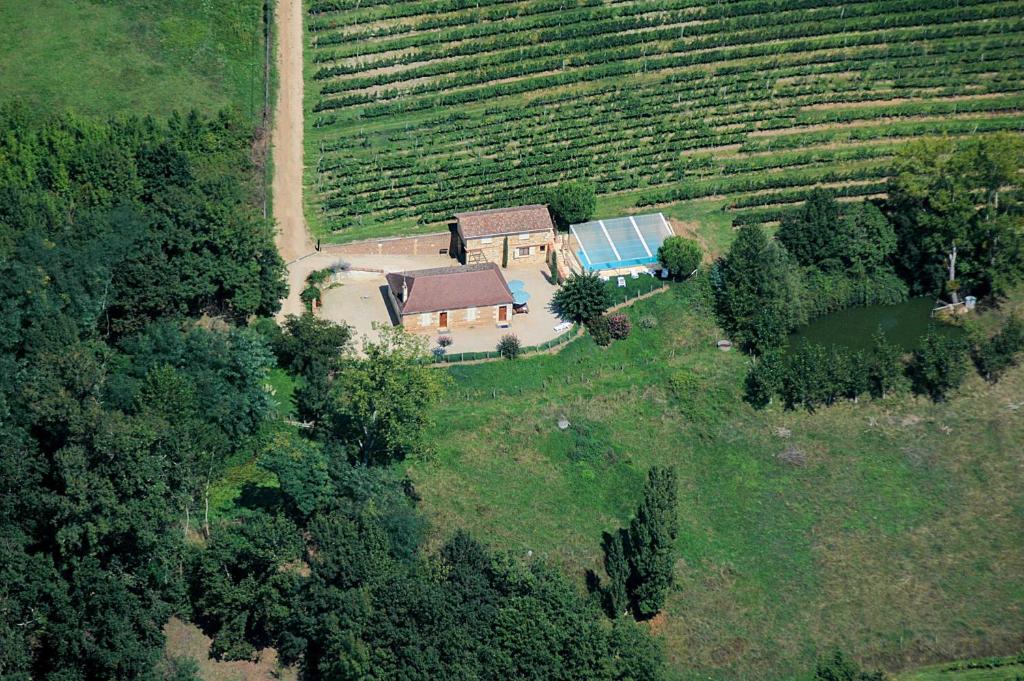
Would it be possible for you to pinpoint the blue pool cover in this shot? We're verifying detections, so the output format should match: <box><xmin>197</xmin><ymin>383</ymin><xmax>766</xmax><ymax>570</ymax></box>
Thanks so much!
<box><xmin>570</xmin><ymin>213</ymin><xmax>673</xmax><ymax>272</ymax></box>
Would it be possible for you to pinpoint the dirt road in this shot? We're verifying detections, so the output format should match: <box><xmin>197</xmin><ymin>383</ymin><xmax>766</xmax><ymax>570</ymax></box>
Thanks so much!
<box><xmin>272</xmin><ymin>0</ymin><xmax>312</xmax><ymax>317</ymax></box>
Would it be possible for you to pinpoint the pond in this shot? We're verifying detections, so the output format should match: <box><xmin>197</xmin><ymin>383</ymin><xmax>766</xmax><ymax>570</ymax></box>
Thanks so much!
<box><xmin>787</xmin><ymin>297</ymin><xmax>965</xmax><ymax>353</ymax></box>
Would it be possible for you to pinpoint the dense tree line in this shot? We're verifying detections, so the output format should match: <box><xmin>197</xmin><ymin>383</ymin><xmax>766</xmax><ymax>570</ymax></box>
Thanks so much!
<box><xmin>191</xmin><ymin>425</ymin><xmax>664</xmax><ymax>681</ymax></box>
<box><xmin>715</xmin><ymin>135</ymin><xmax>1024</xmax><ymax>407</ymax></box>
<box><xmin>0</xmin><ymin>104</ymin><xmax>286</xmax><ymax>679</ymax></box>
<box><xmin>743</xmin><ymin>324</ymin><xmax>1007</xmax><ymax>410</ymax></box>
<box><xmin>888</xmin><ymin>134</ymin><xmax>1024</xmax><ymax>299</ymax></box>
<box><xmin>714</xmin><ymin>188</ymin><xmax>910</xmax><ymax>355</ymax></box>
<box><xmin>0</xmin><ymin>104</ymin><xmax>285</xmax><ymax>337</ymax></box>
<box><xmin>0</xmin><ymin>104</ymin><xmax>664</xmax><ymax>679</ymax></box>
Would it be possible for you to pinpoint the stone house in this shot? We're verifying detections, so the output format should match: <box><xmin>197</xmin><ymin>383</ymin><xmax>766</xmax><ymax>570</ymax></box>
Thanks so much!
<box><xmin>451</xmin><ymin>205</ymin><xmax>556</xmax><ymax>265</ymax></box>
<box><xmin>385</xmin><ymin>263</ymin><xmax>514</xmax><ymax>333</ymax></box>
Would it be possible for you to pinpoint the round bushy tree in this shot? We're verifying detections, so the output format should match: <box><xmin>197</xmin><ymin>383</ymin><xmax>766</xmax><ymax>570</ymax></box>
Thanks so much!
<box><xmin>546</xmin><ymin>180</ymin><xmax>596</xmax><ymax>230</ymax></box>
<box><xmin>497</xmin><ymin>334</ymin><xmax>521</xmax><ymax>359</ymax></box>
<box><xmin>657</xmin><ymin>236</ymin><xmax>702</xmax><ymax>279</ymax></box>
<box><xmin>551</xmin><ymin>272</ymin><xmax>613</xmax><ymax>324</ymax></box>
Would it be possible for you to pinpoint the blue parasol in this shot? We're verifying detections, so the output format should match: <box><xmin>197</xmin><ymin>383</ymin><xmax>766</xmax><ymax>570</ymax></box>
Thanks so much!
<box><xmin>512</xmin><ymin>290</ymin><xmax>531</xmax><ymax>305</ymax></box>
<box><xmin>507</xmin><ymin>279</ymin><xmax>526</xmax><ymax>291</ymax></box>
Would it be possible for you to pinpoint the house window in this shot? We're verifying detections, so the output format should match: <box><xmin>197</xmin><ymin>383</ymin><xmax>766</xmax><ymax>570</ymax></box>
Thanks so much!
<box><xmin>419</xmin><ymin>313</ymin><xmax>431</xmax><ymax>326</ymax></box>
<box><xmin>517</xmin><ymin>246</ymin><xmax>531</xmax><ymax>257</ymax></box>
<box><xmin>480</xmin><ymin>237</ymin><xmax>494</xmax><ymax>244</ymax></box>
<box><xmin>518</xmin><ymin>233</ymin><xmax>530</xmax><ymax>241</ymax></box>
<box><xmin>466</xmin><ymin>307</ymin><xmax>477</xmax><ymax>321</ymax></box>
<box><xmin>540</xmin><ymin>244</ymin><xmax>547</xmax><ymax>252</ymax></box>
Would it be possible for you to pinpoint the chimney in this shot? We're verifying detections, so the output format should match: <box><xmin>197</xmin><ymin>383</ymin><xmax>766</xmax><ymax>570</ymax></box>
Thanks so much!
<box><xmin>401</xmin><ymin>279</ymin><xmax>408</xmax><ymax>302</ymax></box>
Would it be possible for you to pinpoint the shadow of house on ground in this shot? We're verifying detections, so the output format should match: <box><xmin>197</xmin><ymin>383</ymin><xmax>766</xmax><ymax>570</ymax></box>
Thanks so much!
<box><xmin>380</xmin><ymin>284</ymin><xmax>401</xmax><ymax>326</ymax></box>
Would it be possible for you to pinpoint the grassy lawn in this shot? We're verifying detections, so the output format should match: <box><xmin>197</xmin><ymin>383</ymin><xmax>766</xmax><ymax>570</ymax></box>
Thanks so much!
<box><xmin>404</xmin><ymin>280</ymin><xmax>1024</xmax><ymax>680</ymax></box>
<box><xmin>207</xmin><ymin>458</ymin><xmax>281</xmax><ymax>523</ymax></box>
<box><xmin>602</xmin><ymin>273</ymin><xmax>669</xmax><ymax>303</ymax></box>
<box><xmin>0</xmin><ymin>0</ymin><xmax>267</xmax><ymax>120</ymax></box>
<box><xmin>204</xmin><ymin>370</ymin><xmax>298</xmax><ymax>522</ymax></box>
<box><xmin>266</xmin><ymin>368</ymin><xmax>297</xmax><ymax>420</ymax></box>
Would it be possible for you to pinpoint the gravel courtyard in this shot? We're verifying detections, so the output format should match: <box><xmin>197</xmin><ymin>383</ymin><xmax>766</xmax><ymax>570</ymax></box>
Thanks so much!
<box><xmin>318</xmin><ymin>256</ymin><xmax>563</xmax><ymax>354</ymax></box>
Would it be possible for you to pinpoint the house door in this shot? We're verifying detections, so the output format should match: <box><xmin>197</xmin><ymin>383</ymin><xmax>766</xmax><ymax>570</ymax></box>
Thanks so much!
<box><xmin>439</xmin><ymin>311</ymin><xmax>449</xmax><ymax>328</ymax></box>
<box><xmin>498</xmin><ymin>306</ymin><xmax>507</xmax><ymax>322</ymax></box>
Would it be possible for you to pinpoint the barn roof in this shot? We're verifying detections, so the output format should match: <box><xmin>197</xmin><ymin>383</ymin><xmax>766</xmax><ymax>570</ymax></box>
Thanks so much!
<box><xmin>454</xmin><ymin>204</ymin><xmax>555</xmax><ymax>239</ymax></box>
<box><xmin>386</xmin><ymin>263</ymin><xmax>514</xmax><ymax>315</ymax></box>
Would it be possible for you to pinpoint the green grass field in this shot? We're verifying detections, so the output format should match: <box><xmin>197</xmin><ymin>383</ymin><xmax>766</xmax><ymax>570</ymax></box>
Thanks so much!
<box><xmin>301</xmin><ymin>0</ymin><xmax>1024</xmax><ymax>240</ymax></box>
<box><xmin>402</xmin><ymin>281</ymin><xmax>1024</xmax><ymax>681</ymax></box>
<box><xmin>0</xmin><ymin>0</ymin><xmax>268</xmax><ymax>120</ymax></box>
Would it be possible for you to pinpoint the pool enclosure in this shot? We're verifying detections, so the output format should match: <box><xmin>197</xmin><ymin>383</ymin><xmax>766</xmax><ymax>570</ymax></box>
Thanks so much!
<box><xmin>569</xmin><ymin>213</ymin><xmax>674</xmax><ymax>274</ymax></box>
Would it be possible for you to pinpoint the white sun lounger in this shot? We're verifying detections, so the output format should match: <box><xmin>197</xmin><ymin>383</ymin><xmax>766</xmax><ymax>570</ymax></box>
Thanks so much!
<box><xmin>617</xmin><ymin>276</ymin><xmax>627</xmax><ymax>287</ymax></box>
<box><xmin>630</xmin><ymin>270</ymin><xmax>640</xmax><ymax>279</ymax></box>
<box><xmin>553</xmin><ymin>321</ymin><xmax>572</xmax><ymax>332</ymax></box>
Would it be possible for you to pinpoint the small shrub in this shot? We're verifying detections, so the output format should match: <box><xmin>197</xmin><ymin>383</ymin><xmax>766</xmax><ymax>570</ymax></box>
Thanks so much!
<box><xmin>607</xmin><ymin>312</ymin><xmax>631</xmax><ymax>340</ymax></box>
<box><xmin>300</xmin><ymin>284</ymin><xmax>321</xmax><ymax>308</ymax></box>
<box><xmin>814</xmin><ymin>650</ymin><xmax>885</xmax><ymax>681</ymax></box>
<box><xmin>744</xmin><ymin>350</ymin><xmax>783</xmax><ymax>408</ymax></box>
<box><xmin>587</xmin><ymin>315</ymin><xmax>612</xmax><ymax>346</ymax></box>
<box><xmin>971</xmin><ymin>316</ymin><xmax>1024</xmax><ymax>382</ymax></box>
<box><xmin>568</xmin><ymin>421</ymin><xmax>616</xmax><ymax>464</ymax></box>
<box><xmin>639</xmin><ymin>315</ymin><xmax>658</xmax><ymax>329</ymax></box>
<box><xmin>437</xmin><ymin>335</ymin><xmax>453</xmax><ymax>348</ymax></box>
<box><xmin>306</xmin><ymin>268</ymin><xmax>333</xmax><ymax>286</ymax></box>
<box><xmin>667</xmin><ymin>369</ymin><xmax>699</xmax><ymax>398</ymax></box>
<box><xmin>497</xmin><ymin>334</ymin><xmax>521</xmax><ymax>359</ymax></box>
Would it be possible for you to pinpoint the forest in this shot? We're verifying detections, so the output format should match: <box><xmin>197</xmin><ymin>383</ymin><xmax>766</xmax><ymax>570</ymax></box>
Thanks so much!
<box><xmin>0</xmin><ymin>103</ymin><xmax>664</xmax><ymax>679</ymax></box>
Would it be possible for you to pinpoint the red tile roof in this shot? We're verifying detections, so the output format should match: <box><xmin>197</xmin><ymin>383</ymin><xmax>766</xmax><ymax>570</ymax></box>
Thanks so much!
<box><xmin>386</xmin><ymin>263</ymin><xmax>514</xmax><ymax>315</ymax></box>
<box><xmin>454</xmin><ymin>204</ymin><xmax>555</xmax><ymax>239</ymax></box>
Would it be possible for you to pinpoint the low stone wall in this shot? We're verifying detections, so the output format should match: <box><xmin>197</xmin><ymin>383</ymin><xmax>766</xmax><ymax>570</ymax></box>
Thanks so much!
<box><xmin>325</xmin><ymin>231</ymin><xmax>454</xmax><ymax>257</ymax></box>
